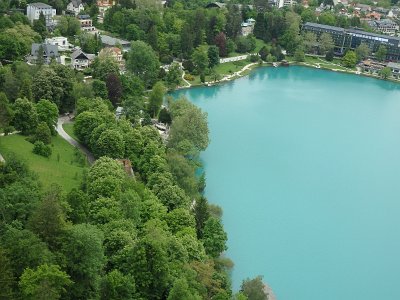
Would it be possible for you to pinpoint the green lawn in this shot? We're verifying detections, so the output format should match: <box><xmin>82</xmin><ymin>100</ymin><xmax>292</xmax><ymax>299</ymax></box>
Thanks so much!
<box><xmin>214</xmin><ymin>60</ymin><xmax>249</xmax><ymax>75</ymax></box>
<box><xmin>0</xmin><ymin>134</ymin><xmax>87</xmax><ymax>192</ymax></box>
<box><xmin>63</xmin><ymin>123</ymin><xmax>79</xmax><ymax>141</ymax></box>
<box><xmin>254</xmin><ymin>38</ymin><xmax>268</xmax><ymax>53</ymax></box>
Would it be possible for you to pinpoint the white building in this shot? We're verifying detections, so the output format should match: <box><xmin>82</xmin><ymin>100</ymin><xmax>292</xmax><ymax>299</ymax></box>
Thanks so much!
<box><xmin>66</xmin><ymin>0</ymin><xmax>84</xmax><ymax>16</ymax></box>
<box><xmin>44</xmin><ymin>37</ymin><xmax>71</xmax><ymax>51</ymax></box>
<box><xmin>26</xmin><ymin>2</ymin><xmax>56</xmax><ymax>27</ymax></box>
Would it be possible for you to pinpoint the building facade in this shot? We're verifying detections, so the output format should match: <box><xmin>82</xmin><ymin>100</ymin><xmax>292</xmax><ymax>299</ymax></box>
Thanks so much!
<box><xmin>302</xmin><ymin>22</ymin><xmax>400</xmax><ymax>61</ymax></box>
<box><xmin>71</xmin><ymin>49</ymin><xmax>95</xmax><ymax>70</ymax></box>
<box><xmin>368</xmin><ymin>19</ymin><xmax>399</xmax><ymax>36</ymax></box>
<box><xmin>77</xmin><ymin>15</ymin><xmax>96</xmax><ymax>32</ymax></box>
<box><xmin>99</xmin><ymin>47</ymin><xmax>125</xmax><ymax>70</ymax></box>
<box><xmin>45</xmin><ymin>37</ymin><xmax>71</xmax><ymax>51</ymax></box>
<box><xmin>29</xmin><ymin>43</ymin><xmax>60</xmax><ymax>64</ymax></box>
<box><xmin>66</xmin><ymin>0</ymin><xmax>84</xmax><ymax>16</ymax></box>
<box><xmin>26</xmin><ymin>2</ymin><xmax>56</xmax><ymax>26</ymax></box>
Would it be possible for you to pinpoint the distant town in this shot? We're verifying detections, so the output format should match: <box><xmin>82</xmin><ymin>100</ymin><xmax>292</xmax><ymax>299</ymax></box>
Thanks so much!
<box><xmin>1</xmin><ymin>0</ymin><xmax>400</xmax><ymax>81</ymax></box>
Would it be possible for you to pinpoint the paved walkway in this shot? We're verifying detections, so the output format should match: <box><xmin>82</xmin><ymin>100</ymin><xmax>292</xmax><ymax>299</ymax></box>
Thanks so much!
<box><xmin>181</xmin><ymin>70</ymin><xmax>192</xmax><ymax>88</ymax></box>
<box><xmin>205</xmin><ymin>62</ymin><xmax>258</xmax><ymax>85</ymax></box>
<box><xmin>0</xmin><ymin>152</ymin><xmax>4</xmax><ymax>163</ymax></box>
<box><xmin>57</xmin><ymin>116</ymin><xmax>95</xmax><ymax>165</ymax></box>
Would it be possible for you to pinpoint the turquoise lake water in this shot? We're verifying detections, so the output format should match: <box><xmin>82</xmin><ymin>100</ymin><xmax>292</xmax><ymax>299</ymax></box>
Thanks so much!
<box><xmin>172</xmin><ymin>66</ymin><xmax>400</xmax><ymax>300</ymax></box>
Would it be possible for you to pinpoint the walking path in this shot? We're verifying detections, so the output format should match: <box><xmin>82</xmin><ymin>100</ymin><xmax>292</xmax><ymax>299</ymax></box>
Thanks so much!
<box><xmin>0</xmin><ymin>152</ymin><xmax>4</xmax><ymax>163</ymax></box>
<box><xmin>181</xmin><ymin>69</ymin><xmax>192</xmax><ymax>88</ymax></box>
<box><xmin>57</xmin><ymin>116</ymin><xmax>95</xmax><ymax>165</ymax></box>
<box><xmin>205</xmin><ymin>62</ymin><xmax>258</xmax><ymax>85</ymax></box>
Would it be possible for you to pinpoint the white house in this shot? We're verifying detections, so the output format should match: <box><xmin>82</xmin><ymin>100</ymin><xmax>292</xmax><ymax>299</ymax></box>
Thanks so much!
<box><xmin>71</xmin><ymin>49</ymin><xmax>95</xmax><ymax>70</ymax></box>
<box><xmin>66</xmin><ymin>0</ymin><xmax>84</xmax><ymax>15</ymax></box>
<box><xmin>26</xmin><ymin>2</ymin><xmax>56</xmax><ymax>27</ymax></box>
<box><xmin>44</xmin><ymin>37</ymin><xmax>71</xmax><ymax>51</ymax></box>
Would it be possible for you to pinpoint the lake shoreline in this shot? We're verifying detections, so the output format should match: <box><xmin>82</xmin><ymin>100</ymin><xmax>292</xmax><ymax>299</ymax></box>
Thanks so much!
<box><xmin>176</xmin><ymin>60</ymin><xmax>400</xmax><ymax>91</ymax></box>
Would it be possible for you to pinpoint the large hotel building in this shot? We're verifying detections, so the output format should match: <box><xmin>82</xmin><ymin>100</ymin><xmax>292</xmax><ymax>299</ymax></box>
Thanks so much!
<box><xmin>302</xmin><ymin>22</ymin><xmax>400</xmax><ymax>61</ymax></box>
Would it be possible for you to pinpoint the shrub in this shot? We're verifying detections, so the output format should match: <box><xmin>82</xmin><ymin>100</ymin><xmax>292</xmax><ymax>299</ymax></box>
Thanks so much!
<box><xmin>160</xmin><ymin>55</ymin><xmax>173</xmax><ymax>64</ymax></box>
<box><xmin>259</xmin><ymin>46</ymin><xmax>270</xmax><ymax>61</ymax></box>
<box><xmin>249</xmin><ymin>54</ymin><xmax>259</xmax><ymax>62</ymax></box>
<box><xmin>3</xmin><ymin>125</ymin><xmax>15</xmax><ymax>136</ymax></box>
<box><xmin>32</xmin><ymin>141</ymin><xmax>52</xmax><ymax>157</ymax></box>
<box><xmin>34</xmin><ymin>122</ymin><xmax>52</xmax><ymax>144</ymax></box>
<box><xmin>183</xmin><ymin>74</ymin><xmax>195</xmax><ymax>81</ymax></box>
<box><xmin>325</xmin><ymin>50</ymin><xmax>334</xmax><ymax>62</ymax></box>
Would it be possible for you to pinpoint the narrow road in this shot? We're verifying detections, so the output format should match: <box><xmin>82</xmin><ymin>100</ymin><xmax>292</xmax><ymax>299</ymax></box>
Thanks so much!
<box><xmin>57</xmin><ymin>116</ymin><xmax>95</xmax><ymax>165</ymax></box>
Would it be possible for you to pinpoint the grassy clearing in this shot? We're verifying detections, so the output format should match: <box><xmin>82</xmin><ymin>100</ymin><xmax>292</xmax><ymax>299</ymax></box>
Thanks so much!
<box><xmin>286</xmin><ymin>55</ymin><xmax>355</xmax><ymax>71</ymax></box>
<box><xmin>63</xmin><ymin>123</ymin><xmax>79</xmax><ymax>141</ymax></box>
<box><xmin>214</xmin><ymin>60</ymin><xmax>249</xmax><ymax>75</ymax></box>
<box><xmin>0</xmin><ymin>134</ymin><xmax>87</xmax><ymax>192</ymax></box>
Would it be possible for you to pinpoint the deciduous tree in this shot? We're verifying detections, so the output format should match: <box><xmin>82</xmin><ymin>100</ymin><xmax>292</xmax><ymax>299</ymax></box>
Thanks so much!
<box><xmin>148</xmin><ymin>81</ymin><xmax>165</xmax><ymax>117</ymax></box>
<box><xmin>19</xmin><ymin>264</ymin><xmax>72</xmax><ymax>300</ymax></box>
<box><xmin>36</xmin><ymin>99</ymin><xmax>59</xmax><ymax>135</ymax></box>
<box><xmin>12</xmin><ymin>98</ymin><xmax>38</xmax><ymax>135</ymax></box>
<box><xmin>61</xmin><ymin>224</ymin><xmax>105</xmax><ymax>300</ymax></box>
<box><xmin>202</xmin><ymin>217</ymin><xmax>227</xmax><ymax>258</ymax></box>
<box><xmin>355</xmin><ymin>42</ymin><xmax>370</xmax><ymax>61</ymax></box>
<box><xmin>127</xmin><ymin>41</ymin><xmax>160</xmax><ymax>87</ymax></box>
<box><xmin>342</xmin><ymin>50</ymin><xmax>357</xmax><ymax>68</ymax></box>
<box><xmin>241</xmin><ymin>276</ymin><xmax>267</xmax><ymax>300</ymax></box>
<box><xmin>376</xmin><ymin>45</ymin><xmax>387</xmax><ymax>62</ymax></box>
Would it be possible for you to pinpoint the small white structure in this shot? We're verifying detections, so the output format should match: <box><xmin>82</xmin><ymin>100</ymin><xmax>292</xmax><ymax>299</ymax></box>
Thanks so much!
<box><xmin>66</xmin><ymin>0</ymin><xmax>84</xmax><ymax>15</ymax></box>
<box><xmin>26</xmin><ymin>2</ymin><xmax>56</xmax><ymax>27</ymax></box>
<box><xmin>45</xmin><ymin>37</ymin><xmax>71</xmax><ymax>51</ymax></box>
<box><xmin>115</xmin><ymin>106</ymin><xmax>124</xmax><ymax>119</ymax></box>
<box><xmin>71</xmin><ymin>49</ymin><xmax>95</xmax><ymax>70</ymax></box>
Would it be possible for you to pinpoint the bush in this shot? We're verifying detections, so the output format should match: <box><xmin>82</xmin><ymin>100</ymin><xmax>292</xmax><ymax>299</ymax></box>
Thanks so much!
<box><xmin>266</xmin><ymin>54</ymin><xmax>276</xmax><ymax>62</ymax></box>
<box><xmin>200</xmin><ymin>73</ymin><xmax>206</xmax><ymax>83</ymax></box>
<box><xmin>3</xmin><ymin>125</ymin><xmax>15</xmax><ymax>136</ymax></box>
<box><xmin>236</xmin><ymin>36</ymin><xmax>256</xmax><ymax>53</ymax></box>
<box><xmin>325</xmin><ymin>50</ymin><xmax>334</xmax><ymax>62</ymax></box>
<box><xmin>259</xmin><ymin>46</ymin><xmax>270</xmax><ymax>61</ymax></box>
<box><xmin>249</xmin><ymin>54</ymin><xmax>259</xmax><ymax>62</ymax></box>
<box><xmin>32</xmin><ymin>141</ymin><xmax>52</xmax><ymax>157</ymax></box>
<box><xmin>160</xmin><ymin>55</ymin><xmax>173</xmax><ymax>64</ymax></box>
<box><xmin>183</xmin><ymin>74</ymin><xmax>195</xmax><ymax>81</ymax></box>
